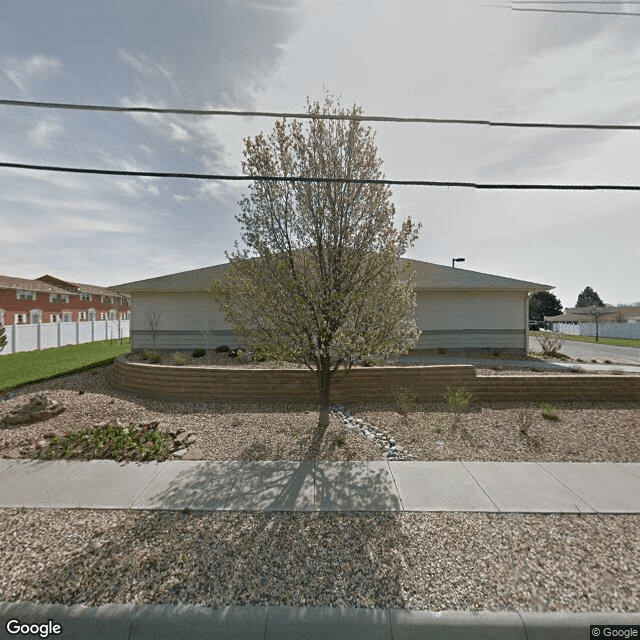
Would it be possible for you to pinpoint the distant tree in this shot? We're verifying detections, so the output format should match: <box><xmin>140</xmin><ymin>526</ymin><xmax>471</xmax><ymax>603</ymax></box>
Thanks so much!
<box><xmin>529</xmin><ymin>292</ymin><xmax>563</xmax><ymax>322</ymax></box>
<box><xmin>210</xmin><ymin>94</ymin><xmax>421</xmax><ymax>431</ymax></box>
<box><xmin>573</xmin><ymin>305</ymin><xmax>616</xmax><ymax>342</ymax></box>
<box><xmin>576</xmin><ymin>286</ymin><xmax>604</xmax><ymax>308</ymax></box>
<box><xmin>0</xmin><ymin>323</ymin><xmax>6</xmax><ymax>354</ymax></box>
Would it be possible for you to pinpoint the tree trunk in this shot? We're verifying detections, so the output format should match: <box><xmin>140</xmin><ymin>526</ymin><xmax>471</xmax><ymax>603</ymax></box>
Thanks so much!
<box><xmin>595</xmin><ymin>319</ymin><xmax>599</xmax><ymax>342</ymax></box>
<box><xmin>318</xmin><ymin>356</ymin><xmax>332</xmax><ymax>428</ymax></box>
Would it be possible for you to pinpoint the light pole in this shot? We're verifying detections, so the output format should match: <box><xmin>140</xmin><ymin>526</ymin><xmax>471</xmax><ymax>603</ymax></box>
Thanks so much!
<box><xmin>452</xmin><ymin>257</ymin><xmax>465</xmax><ymax>268</ymax></box>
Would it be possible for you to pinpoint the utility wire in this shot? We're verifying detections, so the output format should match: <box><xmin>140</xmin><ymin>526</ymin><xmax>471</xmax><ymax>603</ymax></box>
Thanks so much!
<box><xmin>2</xmin><ymin>161</ymin><xmax>640</xmax><ymax>190</ymax></box>
<box><xmin>493</xmin><ymin>3</ymin><xmax>640</xmax><ymax>14</ymax></box>
<box><xmin>1</xmin><ymin>98</ymin><xmax>640</xmax><ymax>131</ymax></box>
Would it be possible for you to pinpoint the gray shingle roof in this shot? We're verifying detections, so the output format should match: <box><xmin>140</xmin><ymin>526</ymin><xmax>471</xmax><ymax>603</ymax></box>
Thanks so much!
<box><xmin>112</xmin><ymin>258</ymin><xmax>552</xmax><ymax>293</ymax></box>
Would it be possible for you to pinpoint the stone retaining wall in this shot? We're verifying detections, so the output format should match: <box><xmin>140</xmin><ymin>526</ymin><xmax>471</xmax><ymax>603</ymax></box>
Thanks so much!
<box><xmin>113</xmin><ymin>355</ymin><xmax>640</xmax><ymax>403</ymax></box>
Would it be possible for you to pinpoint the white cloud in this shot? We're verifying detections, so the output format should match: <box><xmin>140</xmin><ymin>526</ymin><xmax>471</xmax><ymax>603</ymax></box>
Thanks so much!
<box><xmin>117</xmin><ymin>49</ymin><xmax>174</xmax><ymax>82</ymax></box>
<box><xmin>28</xmin><ymin>118</ymin><xmax>63</xmax><ymax>148</ymax></box>
<box><xmin>499</xmin><ymin>27</ymin><xmax>640</xmax><ymax>122</ymax></box>
<box><xmin>2</xmin><ymin>54</ymin><xmax>62</xmax><ymax>93</ymax></box>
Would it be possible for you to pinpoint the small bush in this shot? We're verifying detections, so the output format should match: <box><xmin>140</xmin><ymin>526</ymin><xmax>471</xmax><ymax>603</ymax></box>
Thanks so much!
<box><xmin>142</xmin><ymin>350</ymin><xmax>162</xmax><ymax>364</ymax></box>
<box><xmin>393</xmin><ymin>387</ymin><xmax>419</xmax><ymax>416</ymax></box>
<box><xmin>36</xmin><ymin>421</ymin><xmax>179</xmax><ymax>462</ymax></box>
<box><xmin>215</xmin><ymin>345</ymin><xmax>231</xmax><ymax>353</ymax></box>
<box><xmin>192</xmin><ymin>348</ymin><xmax>207</xmax><ymax>358</ymax></box>
<box><xmin>445</xmin><ymin>387</ymin><xmax>473</xmax><ymax>413</ymax></box>
<box><xmin>169</xmin><ymin>352</ymin><xmax>189</xmax><ymax>366</ymax></box>
<box><xmin>334</xmin><ymin>433</ymin><xmax>346</xmax><ymax>447</ymax></box>
<box><xmin>537</xmin><ymin>333</ymin><xmax>565</xmax><ymax>357</ymax></box>
<box><xmin>518</xmin><ymin>410</ymin><xmax>534</xmax><ymax>435</ymax></box>
<box><xmin>540</xmin><ymin>402</ymin><xmax>560</xmax><ymax>421</ymax></box>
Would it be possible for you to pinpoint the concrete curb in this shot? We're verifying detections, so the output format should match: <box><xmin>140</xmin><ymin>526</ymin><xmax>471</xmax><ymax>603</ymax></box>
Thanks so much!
<box><xmin>1</xmin><ymin>602</ymin><xmax>639</xmax><ymax>640</ymax></box>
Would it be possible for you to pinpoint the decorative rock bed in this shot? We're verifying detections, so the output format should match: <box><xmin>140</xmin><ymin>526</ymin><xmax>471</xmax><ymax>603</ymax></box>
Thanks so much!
<box><xmin>330</xmin><ymin>404</ymin><xmax>413</xmax><ymax>461</ymax></box>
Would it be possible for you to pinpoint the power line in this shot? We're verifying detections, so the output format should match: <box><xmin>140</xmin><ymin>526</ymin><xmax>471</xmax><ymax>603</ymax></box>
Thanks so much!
<box><xmin>493</xmin><ymin>3</ymin><xmax>640</xmax><ymax>14</ymax></box>
<box><xmin>2</xmin><ymin>161</ymin><xmax>640</xmax><ymax>190</ymax></box>
<box><xmin>1</xmin><ymin>98</ymin><xmax>640</xmax><ymax>131</ymax></box>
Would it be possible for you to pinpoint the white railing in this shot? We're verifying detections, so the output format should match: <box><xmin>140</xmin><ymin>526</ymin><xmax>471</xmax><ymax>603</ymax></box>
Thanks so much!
<box><xmin>1</xmin><ymin>319</ymin><xmax>130</xmax><ymax>355</ymax></box>
<box><xmin>551</xmin><ymin>321</ymin><xmax>640</xmax><ymax>339</ymax></box>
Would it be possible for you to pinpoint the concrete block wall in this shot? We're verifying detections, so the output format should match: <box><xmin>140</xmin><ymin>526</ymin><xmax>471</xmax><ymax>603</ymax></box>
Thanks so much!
<box><xmin>112</xmin><ymin>355</ymin><xmax>640</xmax><ymax>403</ymax></box>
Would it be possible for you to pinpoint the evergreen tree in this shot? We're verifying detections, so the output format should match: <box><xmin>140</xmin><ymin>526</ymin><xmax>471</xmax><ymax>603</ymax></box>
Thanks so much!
<box><xmin>576</xmin><ymin>286</ymin><xmax>604</xmax><ymax>307</ymax></box>
<box><xmin>529</xmin><ymin>292</ymin><xmax>563</xmax><ymax>321</ymax></box>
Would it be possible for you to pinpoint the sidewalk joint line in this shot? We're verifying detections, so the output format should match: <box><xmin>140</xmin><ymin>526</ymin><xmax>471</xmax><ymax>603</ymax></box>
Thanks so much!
<box><xmin>385</xmin><ymin>460</ymin><xmax>406</xmax><ymax>512</ymax></box>
<box><xmin>459</xmin><ymin>461</ymin><xmax>501</xmax><ymax>512</ymax></box>
<box><xmin>534</xmin><ymin>462</ymin><xmax>598</xmax><ymax>514</ymax></box>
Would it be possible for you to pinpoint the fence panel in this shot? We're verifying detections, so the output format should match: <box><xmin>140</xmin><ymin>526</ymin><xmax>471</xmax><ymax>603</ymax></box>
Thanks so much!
<box><xmin>552</xmin><ymin>321</ymin><xmax>640</xmax><ymax>339</ymax></box>
<box><xmin>1</xmin><ymin>320</ymin><xmax>130</xmax><ymax>355</ymax></box>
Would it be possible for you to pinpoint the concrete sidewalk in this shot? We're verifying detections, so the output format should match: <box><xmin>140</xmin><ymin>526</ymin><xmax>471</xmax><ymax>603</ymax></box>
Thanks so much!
<box><xmin>1</xmin><ymin>602</ymin><xmax>639</xmax><ymax>640</ymax></box>
<box><xmin>1</xmin><ymin>458</ymin><xmax>639</xmax><ymax>513</ymax></box>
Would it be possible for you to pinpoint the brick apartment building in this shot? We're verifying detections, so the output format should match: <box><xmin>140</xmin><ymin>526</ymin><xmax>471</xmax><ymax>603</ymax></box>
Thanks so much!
<box><xmin>0</xmin><ymin>274</ymin><xmax>130</xmax><ymax>326</ymax></box>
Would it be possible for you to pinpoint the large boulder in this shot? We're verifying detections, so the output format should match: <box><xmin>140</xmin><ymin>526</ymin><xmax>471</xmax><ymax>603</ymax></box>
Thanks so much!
<box><xmin>0</xmin><ymin>392</ymin><xmax>65</xmax><ymax>427</ymax></box>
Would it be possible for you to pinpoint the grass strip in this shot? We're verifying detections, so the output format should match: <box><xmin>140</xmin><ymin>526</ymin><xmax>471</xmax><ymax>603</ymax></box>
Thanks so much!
<box><xmin>0</xmin><ymin>339</ymin><xmax>131</xmax><ymax>393</ymax></box>
<box><xmin>530</xmin><ymin>331</ymin><xmax>640</xmax><ymax>348</ymax></box>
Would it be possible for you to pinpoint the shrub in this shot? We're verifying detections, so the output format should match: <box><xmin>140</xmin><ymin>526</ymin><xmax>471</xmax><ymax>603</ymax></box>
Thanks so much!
<box><xmin>142</xmin><ymin>350</ymin><xmax>162</xmax><ymax>364</ymax></box>
<box><xmin>445</xmin><ymin>387</ymin><xmax>473</xmax><ymax>413</ymax></box>
<box><xmin>540</xmin><ymin>402</ymin><xmax>560</xmax><ymax>421</ymax></box>
<box><xmin>215</xmin><ymin>345</ymin><xmax>231</xmax><ymax>353</ymax></box>
<box><xmin>393</xmin><ymin>387</ymin><xmax>419</xmax><ymax>415</ymax></box>
<box><xmin>36</xmin><ymin>421</ymin><xmax>178</xmax><ymax>462</ymax></box>
<box><xmin>536</xmin><ymin>333</ymin><xmax>565</xmax><ymax>357</ymax></box>
<box><xmin>192</xmin><ymin>348</ymin><xmax>207</xmax><ymax>358</ymax></box>
<box><xmin>169</xmin><ymin>352</ymin><xmax>189</xmax><ymax>366</ymax></box>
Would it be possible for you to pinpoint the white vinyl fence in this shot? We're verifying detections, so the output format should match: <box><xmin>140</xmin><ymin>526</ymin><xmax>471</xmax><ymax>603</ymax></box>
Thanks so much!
<box><xmin>551</xmin><ymin>321</ymin><xmax>640</xmax><ymax>339</ymax></box>
<box><xmin>1</xmin><ymin>319</ymin><xmax>130</xmax><ymax>355</ymax></box>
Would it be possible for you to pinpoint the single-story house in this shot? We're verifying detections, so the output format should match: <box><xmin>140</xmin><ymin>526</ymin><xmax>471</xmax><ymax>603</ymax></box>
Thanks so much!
<box><xmin>112</xmin><ymin>259</ymin><xmax>552</xmax><ymax>355</ymax></box>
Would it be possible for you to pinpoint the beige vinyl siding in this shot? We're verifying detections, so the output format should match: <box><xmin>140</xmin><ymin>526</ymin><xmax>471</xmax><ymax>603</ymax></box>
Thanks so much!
<box><xmin>414</xmin><ymin>290</ymin><xmax>527</xmax><ymax>352</ymax></box>
<box><xmin>131</xmin><ymin>291</ymin><xmax>242</xmax><ymax>351</ymax></box>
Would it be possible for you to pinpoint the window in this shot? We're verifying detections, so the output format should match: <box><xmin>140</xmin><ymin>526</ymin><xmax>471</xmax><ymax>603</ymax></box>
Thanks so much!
<box><xmin>100</xmin><ymin>312</ymin><xmax>106</xmax><ymax>320</ymax></box>
<box><xmin>61</xmin><ymin>294</ymin><xmax>69</xmax><ymax>303</ymax></box>
<box><xmin>80</xmin><ymin>292</ymin><xmax>92</xmax><ymax>301</ymax></box>
<box><xmin>30</xmin><ymin>310</ymin><xmax>42</xmax><ymax>324</ymax></box>
<box><xmin>61</xmin><ymin>312</ymin><xmax>72</xmax><ymax>322</ymax></box>
<box><xmin>15</xmin><ymin>313</ymin><xmax>27</xmax><ymax>324</ymax></box>
<box><xmin>78</xmin><ymin>311</ymin><xmax>87</xmax><ymax>321</ymax></box>
<box><xmin>17</xmin><ymin>290</ymin><xmax>35</xmax><ymax>300</ymax></box>
<box><xmin>100</xmin><ymin>295</ymin><xmax>105</xmax><ymax>304</ymax></box>
<box><xmin>49</xmin><ymin>293</ymin><xmax>58</xmax><ymax>303</ymax></box>
<box><xmin>88</xmin><ymin>309</ymin><xmax>96</xmax><ymax>321</ymax></box>
<box><xmin>108</xmin><ymin>309</ymin><xmax>116</xmax><ymax>321</ymax></box>
<box><xmin>50</xmin><ymin>314</ymin><xmax>59</xmax><ymax>323</ymax></box>
<box><xmin>0</xmin><ymin>310</ymin><xmax>4</xmax><ymax>325</ymax></box>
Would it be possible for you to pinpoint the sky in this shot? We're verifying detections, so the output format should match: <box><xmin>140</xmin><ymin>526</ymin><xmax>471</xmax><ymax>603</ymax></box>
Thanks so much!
<box><xmin>0</xmin><ymin>0</ymin><xmax>639</xmax><ymax>309</ymax></box>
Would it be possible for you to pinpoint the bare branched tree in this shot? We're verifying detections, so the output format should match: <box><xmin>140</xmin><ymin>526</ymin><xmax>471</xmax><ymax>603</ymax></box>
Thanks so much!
<box><xmin>210</xmin><ymin>94</ymin><xmax>421</xmax><ymax>430</ymax></box>
<box><xmin>144</xmin><ymin>308</ymin><xmax>163</xmax><ymax>350</ymax></box>
<box><xmin>574</xmin><ymin>305</ymin><xmax>616</xmax><ymax>342</ymax></box>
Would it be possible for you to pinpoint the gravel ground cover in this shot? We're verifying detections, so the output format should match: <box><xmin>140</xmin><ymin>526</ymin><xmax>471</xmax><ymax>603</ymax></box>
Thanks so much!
<box><xmin>0</xmin><ymin>509</ymin><xmax>637</xmax><ymax>611</ymax></box>
<box><xmin>0</xmin><ymin>364</ymin><xmax>638</xmax><ymax>462</ymax></box>
<box><xmin>1</xmin><ymin>362</ymin><xmax>639</xmax><ymax>612</ymax></box>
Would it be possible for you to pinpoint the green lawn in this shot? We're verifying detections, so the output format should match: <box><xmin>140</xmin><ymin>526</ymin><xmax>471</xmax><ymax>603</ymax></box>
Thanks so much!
<box><xmin>0</xmin><ymin>339</ymin><xmax>131</xmax><ymax>394</ymax></box>
<box><xmin>529</xmin><ymin>331</ymin><xmax>640</xmax><ymax>348</ymax></box>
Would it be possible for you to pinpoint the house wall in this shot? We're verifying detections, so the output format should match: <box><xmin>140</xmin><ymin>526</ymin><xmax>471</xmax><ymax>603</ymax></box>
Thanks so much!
<box><xmin>413</xmin><ymin>290</ymin><xmax>527</xmax><ymax>353</ymax></box>
<box><xmin>130</xmin><ymin>289</ymin><xmax>530</xmax><ymax>353</ymax></box>
<box><xmin>130</xmin><ymin>291</ymin><xmax>241</xmax><ymax>351</ymax></box>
